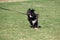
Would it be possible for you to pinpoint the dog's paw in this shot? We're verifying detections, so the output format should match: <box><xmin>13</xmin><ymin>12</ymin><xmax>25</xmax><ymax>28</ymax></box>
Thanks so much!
<box><xmin>34</xmin><ymin>28</ymin><xmax>38</xmax><ymax>29</ymax></box>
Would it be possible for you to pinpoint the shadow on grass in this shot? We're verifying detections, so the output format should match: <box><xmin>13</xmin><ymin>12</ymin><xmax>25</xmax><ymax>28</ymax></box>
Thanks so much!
<box><xmin>0</xmin><ymin>7</ymin><xmax>26</xmax><ymax>15</ymax></box>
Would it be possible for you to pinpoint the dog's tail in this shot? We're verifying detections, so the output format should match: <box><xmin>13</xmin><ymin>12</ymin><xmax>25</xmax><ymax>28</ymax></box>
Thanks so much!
<box><xmin>38</xmin><ymin>26</ymin><xmax>41</xmax><ymax>28</ymax></box>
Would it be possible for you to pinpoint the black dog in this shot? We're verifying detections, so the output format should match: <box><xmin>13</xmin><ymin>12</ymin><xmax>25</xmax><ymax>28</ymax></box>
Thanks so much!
<box><xmin>27</xmin><ymin>8</ymin><xmax>40</xmax><ymax>28</ymax></box>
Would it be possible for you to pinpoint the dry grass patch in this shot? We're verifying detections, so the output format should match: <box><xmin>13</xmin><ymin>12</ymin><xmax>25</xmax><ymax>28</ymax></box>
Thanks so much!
<box><xmin>0</xmin><ymin>0</ymin><xmax>29</xmax><ymax>2</ymax></box>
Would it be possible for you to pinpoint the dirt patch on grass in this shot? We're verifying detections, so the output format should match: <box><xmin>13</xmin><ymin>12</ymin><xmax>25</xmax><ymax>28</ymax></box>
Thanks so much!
<box><xmin>0</xmin><ymin>0</ymin><xmax>29</xmax><ymax>2</ymax></box>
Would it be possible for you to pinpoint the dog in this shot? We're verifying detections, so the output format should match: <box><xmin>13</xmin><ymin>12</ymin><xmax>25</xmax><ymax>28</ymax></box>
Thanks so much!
<box><xmin>27</xmin><ymin>8</ymin><xmax>40</xmax><ymax>28</ymax></box>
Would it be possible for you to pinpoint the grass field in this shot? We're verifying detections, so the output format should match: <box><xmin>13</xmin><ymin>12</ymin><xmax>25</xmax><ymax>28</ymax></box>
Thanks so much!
<box><xmin>0</xmin><ymin>0</ymin><xmax>60</xmax><ymax>40</ymax></box>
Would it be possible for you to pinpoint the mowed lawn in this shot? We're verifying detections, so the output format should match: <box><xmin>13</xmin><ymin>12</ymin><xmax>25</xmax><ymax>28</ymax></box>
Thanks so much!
<box><xmin>0</xmin><ymin>0</ymin><xmax>60</xmax><ymax>40</ymax></box>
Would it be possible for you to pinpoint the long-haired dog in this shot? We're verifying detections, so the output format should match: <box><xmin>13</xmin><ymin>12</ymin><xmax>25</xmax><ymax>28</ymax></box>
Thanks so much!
<box><xmin>27</xmin><ymin>8</ymin><xmax>40</xmax><ymax>29</ymax></box>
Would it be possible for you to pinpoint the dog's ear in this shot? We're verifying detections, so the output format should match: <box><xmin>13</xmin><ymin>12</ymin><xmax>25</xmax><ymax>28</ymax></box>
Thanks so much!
<box><xmin>28</xmin><ymin>8</ymin><xmax>31</xmax><ymax>10</ymax></box>
<box><xmin>27</xmin><ymin>8</ymin><xmax>31</xmax><ymax>14</ymax></box>
<box><xmin>31</xmin><ymin>9</ymin><xmax>35</xmax><ymax>11</ymax></box>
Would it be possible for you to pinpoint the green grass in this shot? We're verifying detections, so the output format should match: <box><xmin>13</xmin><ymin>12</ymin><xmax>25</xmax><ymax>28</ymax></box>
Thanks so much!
<box><xmin>0</xmin><ymin>0</ymin><xmax>60</xmax><ymax>40</ymax></box>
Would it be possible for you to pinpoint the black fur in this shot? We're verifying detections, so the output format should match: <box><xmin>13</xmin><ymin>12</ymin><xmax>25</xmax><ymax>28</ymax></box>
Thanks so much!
<box><xmin>27</xmin><ymin>8</ymin><xmax>41</xmax><ymax>28</ymax></box>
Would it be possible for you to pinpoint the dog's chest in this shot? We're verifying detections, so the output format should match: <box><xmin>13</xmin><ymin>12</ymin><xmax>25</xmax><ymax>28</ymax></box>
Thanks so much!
<box><xmin>32</xmin><ymin>20</ymin><xmax>36</xmax><ymax>24</ymax></box>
